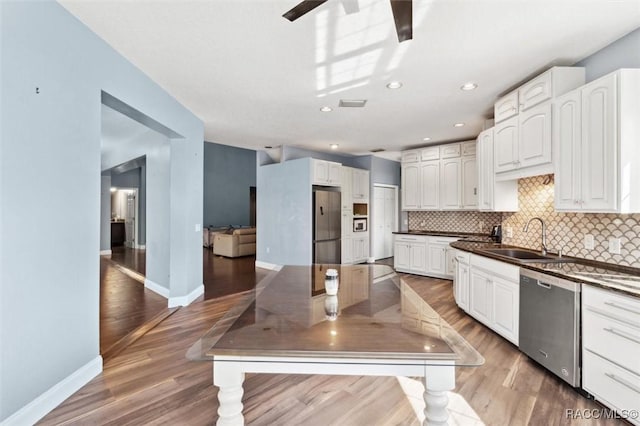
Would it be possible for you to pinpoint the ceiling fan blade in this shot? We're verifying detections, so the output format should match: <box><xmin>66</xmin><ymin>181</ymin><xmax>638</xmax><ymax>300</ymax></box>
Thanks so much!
<box><xmin>389</xmin><ymin>0</ymin><xmax>412</xmax><ymax>42</ymax></box>
<box><xmin>283</xmin><ymin>0</ymin><xmax>330</xmax><ymax>21</ymax></box>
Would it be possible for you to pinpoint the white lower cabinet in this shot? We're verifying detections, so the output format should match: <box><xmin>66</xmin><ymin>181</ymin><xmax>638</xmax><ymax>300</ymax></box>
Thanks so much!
<box><xmin>582</xmin><ymin>285</ymin><xmax>640</xmax><ymax>425</ymax></box>
<box><xmin>352</xmin><ymin>236</ymin><xmax>369</xmax><ymax>264</ymax></box>
<box><xmin>453</xmin><ymin>250</ymin><xmax>470</xmax><ymax>312</ymax></box>
<box><xmin>394</xmin><ymin>235</ymin><xmax>457</xmax><ymax>278</ymax></box>
<box><xmin>454</xmin><ymin>252</ymin><xmax>520</xmax><ymax>345</ymax></box>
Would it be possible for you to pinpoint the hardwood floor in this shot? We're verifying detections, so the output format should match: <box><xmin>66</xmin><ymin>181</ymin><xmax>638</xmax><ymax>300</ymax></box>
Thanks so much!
<box><xmin>109</xmin><ymin>246</ymin><xmax>146</xmax><ymax>275</ymax></box>
<box><xmin>100</xmin><ymin>257</ymin><xmax>167</xmax><ymax>356</ymax></box>
<box><xmin>48</xmin><ymin>266</ymin><xmax>621</xmax><ymax>425</ymax></box>
<box><xmin>202</xmin><ymin>248</ymin><xmax>269</xmax><ymax>300</ymax></box>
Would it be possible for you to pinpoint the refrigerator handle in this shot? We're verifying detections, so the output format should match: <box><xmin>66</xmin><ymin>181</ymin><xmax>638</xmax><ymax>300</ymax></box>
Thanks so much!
<box><xmin>320</xmin><ymin>206</ymin><xmax>324</xmax><ymax>215</ymax></box>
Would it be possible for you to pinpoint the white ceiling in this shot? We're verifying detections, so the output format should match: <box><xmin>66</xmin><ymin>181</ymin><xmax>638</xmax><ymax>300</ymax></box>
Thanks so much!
<box><xmin>60</xmin><ymin>0</ymin><xmax>640</xmax><ymax>160</ymax></box>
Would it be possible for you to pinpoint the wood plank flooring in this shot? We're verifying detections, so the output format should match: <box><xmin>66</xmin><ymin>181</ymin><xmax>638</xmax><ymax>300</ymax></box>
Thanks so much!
<box><xmin>202</xmin><ymin>248</ymin><xmax>269</xmax><ymax>300</ymax></box>
<box><xmin>47</xmin><ymin>268</ymin><xmax>622</xmax><ymax>425</ymax></box>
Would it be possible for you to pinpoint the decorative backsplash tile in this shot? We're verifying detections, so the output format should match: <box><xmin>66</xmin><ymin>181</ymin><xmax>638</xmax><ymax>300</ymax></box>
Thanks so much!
<box><xmin>408</xmin><ymin>211</ymin><xmax>502</xmax><ymax>234</ymax></box>
<box><xmin>406</xmin><ymin>174</ymin><xmax>640</xmax><ymax>268</ymax></box>
<box><xmin>502</xmin><ymin>175</ymin><xmax>640</xmax><ymax>268</ymax></box>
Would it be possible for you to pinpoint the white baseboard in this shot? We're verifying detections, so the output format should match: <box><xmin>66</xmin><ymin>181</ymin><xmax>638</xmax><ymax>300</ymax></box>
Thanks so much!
<box><xmin>99</xmin><ymin>249</ymin><xmax>112</xmax><ymax>256</ymax></box>
<box><xmin>1</xmin><ymin>356</ymin><xmax>102</xmax><ymax>426</ymax></box>
<box><xmin>255</xmin><ymin>261</ymin><xmax>282</xmax><ymax>271</ymax></box>
<box><xmin>168</xmin><ymin>284</ymin><xmax>204</xmax><ymax>308</ymax></box>
<box><xmin>135</xmin><ymin>244</ymin><xmax>146</xmax><ymax>249</ymax></box>
<box><xmin>367</xmin><ymin>257</ymin><xmax>376</xmax><ymax>264</ymax></box>
<box><xmin>144</xmin><ymin>278</ymin><xmax>169</xmax><ymax>299</ymax></box>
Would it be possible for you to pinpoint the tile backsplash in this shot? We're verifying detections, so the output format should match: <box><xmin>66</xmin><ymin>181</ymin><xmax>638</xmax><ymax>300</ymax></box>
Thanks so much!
<box><xmin>408</xmin><ymin>211</ymin><xmax>502</xmax><ymax>234</ymax></box>
<box><xmin>407</xmin><ymin>174</ymin><xmax>640</xmax><ymax>268</ymax></box>
<box><xmin>501</xmin><ymin>175</ymin><xmax>640</xmax><ymax>268</ymax></box>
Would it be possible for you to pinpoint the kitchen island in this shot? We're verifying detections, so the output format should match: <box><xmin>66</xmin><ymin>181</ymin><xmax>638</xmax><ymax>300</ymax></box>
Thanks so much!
<box><xmin>190</xmin><ymin>264</ymin><xmax>483</xmax><ymax>425</ymax></box>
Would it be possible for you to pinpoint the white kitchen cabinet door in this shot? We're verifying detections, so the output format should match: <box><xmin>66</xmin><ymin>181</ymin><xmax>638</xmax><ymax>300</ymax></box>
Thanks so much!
<box><xmin>352</xmin><ymin>237</ymin><xmax>369</xmax><ymax>263</ymax></box>
<box><xmin>312</xmin><ymin>159</ymin><xmax>341</xmax><ymax>186</ymax></box>
<box><xmin>440</xmin><ymin>158</ymin><xmax>461</xmax><ymax>209</ymax></box>
<box><xmin>492</xmin><ymin>277</ymin><xmax>519</xmax><ymax>345</ymax></box>
<box><xmin>342</xmin><ymin>236</ymin><xmax>353</xmax><ymax>264</ymax></box>
<box><xmin>470</xmin><ymin>269</ymin><xmax>493</xmax><ymax>326</ymax></box>
<box><xmin>421</xmin><ymin>146</ymin><xmax>440</xmax><ymax>161</ymax></box>
<box><xmin>461</xmin><ymin>156</ymin><xmax>477</xmax><ymax>209</ymax></box>
<box><xmin>352</xmin><ymin>169</ymin><xmax>369</xmax><ymax>200</ymax></box>
<box><xmin>494</xmin><ymin>91</ymin><xmax>519</xmax><ymax>123</ymax></box>
<box><xmin>518</xmin><ymin>102</ymin><xmax>552</xmax><ymax>170</ymax></box>
<box><xmin>581</xmin><ymin>73</ymin><xmax>617</xmax><ymax>212</ymax></box>
<box><xmin>454</xmin><ymin>258</ymin><xmax>470</xmax><ymax>312</ymax></box>
<box><xmin>494</xmin><ymin>116</ymin><xmax>519</xmax><ymax>173</ymax></box>
<box><xmin>401</xmin><ymin>163</ymin><xmax>420</xmax><ymax>210</ymax></box>
<box><xmin>409</xmin><ymin>243</ymin><xmax>427</xmax><ymax>273</ymax></box>
<box><xmin>341</xmin><ymin>210</ymin><xmax>352</xmax><ymax>239</ymax></box>
<box><xmin>445</xmin><ymin>247</ymin><xmax>456</xmax><ymax>277</ymax></box>
<box><xmin>427</xmin><ymin>243</ymin><xmax>446</xmax><ymax>276</ymax></box>
<box><xmin>340</xmin><ymin>167</ymin><xmax>353</xmax><ymax>210</ymax></box>
<box><xmin>554</xmin><ymin>91</ymin><xmax>582</xmax><ymax>211</ymax></box>
<box><xmin>440</xmin><ymin>143</ymin><xmax>461</xmax><ymax>159</ymax></box>
<box><xmin>401</xmin><ymin>150</ymin><xmax>420</xmax><ymax>163</ymax></box>
<box><xmin>477</xmin><ymin>129</ymin><xmax>494</xmax><ymax>210</ymax></box>
<box><xmin>328</xmin><ymin>162</ymin><xmax>342</xmax><ymax>186</ymax></box>
<box><xmin>420</xmin><ymin>160</ymin><xmax>439</xmax><ymax>210</ymax></box>
<box><xmin>394</xmin><ymin>242</ymin><xmax>411</xmax><ymax>270</ymax></box>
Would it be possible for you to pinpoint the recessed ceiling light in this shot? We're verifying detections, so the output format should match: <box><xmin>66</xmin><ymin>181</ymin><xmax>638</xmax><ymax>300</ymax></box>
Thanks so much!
<box><xmin>320</xmin><ymin>106</ymin><xmax>332</xmax><ymax>112</ymax></box>
<box><xmin>460</xmin><ymin>82</ymin><xmax>478</xmax><ymax>91</ymax></box>
<box><xmin>330</xmin><ymin>144</ymin><xmax>339</xmax><ymax>150</ymax></box>
<box><xmin>454</xmin><ymin>122</ymin><xmax>465</xmax><ymax>127</ymax></box>
<box><xmin>423</xmin><ymin>137</ymin><xmax>431</xmax><ymax>141</ymax></box>
<box><xmin>386</xmin><ymin>81</ymin><xmax>403</xmax><ymax>89</ymax></box>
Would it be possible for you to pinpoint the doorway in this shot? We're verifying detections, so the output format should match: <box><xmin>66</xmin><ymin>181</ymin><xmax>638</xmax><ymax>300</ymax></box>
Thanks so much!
<box><xmin>111</xmin><ymin>187</ymin><xmax>138</xmax><ymax>248</ymax></box>
<box><xmin>372</xmin><ymin>184</ymin><xmax>398</xmax><ymax>260</ymax></box>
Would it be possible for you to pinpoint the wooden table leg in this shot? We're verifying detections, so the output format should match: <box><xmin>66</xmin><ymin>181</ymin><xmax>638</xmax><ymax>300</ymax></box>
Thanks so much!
<box><xmin>214</xmin><ymin>362</ymin><xmax>245</xmax><ymax>426</ymax></box>
<box><xmin>423</xmin><ymin>365</ymin><xmax>455</xmax><ymax>426</ymax></box>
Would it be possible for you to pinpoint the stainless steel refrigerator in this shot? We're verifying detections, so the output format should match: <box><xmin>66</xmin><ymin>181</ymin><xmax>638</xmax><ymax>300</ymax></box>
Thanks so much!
<box><xmin>313</xmin><ymin>188</ymin><xmax>341</xmax><ymax>264</ymax></box>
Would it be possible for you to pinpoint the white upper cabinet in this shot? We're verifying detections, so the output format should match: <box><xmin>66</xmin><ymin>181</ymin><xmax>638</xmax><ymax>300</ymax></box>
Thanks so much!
<box><xmin>494</xmin><ymin>91</ymin><xmax>519</xmax><ymax>123</ymax></box>
<box><xmin>519</xmin><ymin>102</ymin><xmax>552</xmax><ymax>169</ymax></box>
<box><xmin>494</xmin><ymin>116</ymin><xmax>519</xmax><ymax>173</ymax></box>
<box><xmin>420</xmin><ymin>160</ymin><xmax>440</xmax><ymax>210</ymax></box>
<box><xmin>352</xmin><ymin>168</ymin><xmax>369</xmax><ymax>201</ymax></box>
<box><xmin>401</xmin><ymin>150</ymin><xmax>420</xmax><ymax>163</ymax></box>
<box><xmin>493</xmin><ymin>66</ymin><xmax>585</xmax><ymax>180</ymax></box>
<box><xmin>340</xmin><ymin>166</ymin><xmax>353</xmax><ymax>210</ymax></box>
<box><xmin>401</xmin><ymin>163</ymin><xmax>420</xmax><ymax>210</ymax></box>
<box><xmin>477</xmin><ymin>128</ymin><xmax>519</xmax><ymax>212</ymax></box>
<box><xmin>440</xmin><ymin>158</ymin><xmax>461</xmax><ymax>209</ymax></box>
<box><xmin>554</xmin><ymin>69</ymin><xmax>640</xmax><ymax>213</ymax></box>
<box><xmin>401</xmin><ymin>141</ymin><xmax>477</xmax><ymax>211</ymax></box>
<box><xmin>461</xmin><ymin>156</ymin><xmax>478</xmax><ymax>209</ymax></box>
<box><xmin>312</xmin><ymin>159</ymin><xmax>341</xmax><ymax>186</ymax></box>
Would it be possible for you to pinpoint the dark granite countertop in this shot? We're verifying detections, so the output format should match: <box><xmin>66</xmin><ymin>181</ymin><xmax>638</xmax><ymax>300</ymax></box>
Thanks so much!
<box><xmin>394</xmin><ymin>231</ymin><xmax>492</xmax><ymax>241</ymax></box>
<box><xmin>450</xmin><ymin>241</ymin><xmax>640</xmax><ymax>299</ymax></box>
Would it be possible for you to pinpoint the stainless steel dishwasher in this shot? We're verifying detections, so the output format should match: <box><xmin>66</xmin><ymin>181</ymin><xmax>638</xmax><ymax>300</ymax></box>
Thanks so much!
<box><xmin>519</xmin><ymin>269</ymin><xmax>581</xmax><ymax>386</ymax></box>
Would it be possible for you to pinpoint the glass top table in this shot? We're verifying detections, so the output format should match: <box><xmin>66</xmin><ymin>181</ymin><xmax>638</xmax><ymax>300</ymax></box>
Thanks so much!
<box><xmin>191</xmin><ymin>264</ymin><xmax>483</xmax><ymax>425</ymax></box>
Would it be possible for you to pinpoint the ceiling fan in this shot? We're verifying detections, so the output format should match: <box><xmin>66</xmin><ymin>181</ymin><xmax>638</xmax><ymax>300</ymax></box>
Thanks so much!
<box><xmin>283</xmin><ymin>0</ymin><xmax>413</xmax><ymax>43</ymax></box>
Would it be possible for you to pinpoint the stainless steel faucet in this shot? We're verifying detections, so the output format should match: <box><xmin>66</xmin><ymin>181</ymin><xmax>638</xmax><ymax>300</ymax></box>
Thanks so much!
<box><xmin>523</xmin><ymin>217</ymin><xmax>547</xmax><ymax>256</ymax></box>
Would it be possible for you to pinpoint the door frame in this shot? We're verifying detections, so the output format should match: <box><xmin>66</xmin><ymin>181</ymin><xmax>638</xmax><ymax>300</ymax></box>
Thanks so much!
<box><xmin>371</xmin><ymin>184</ymin><xmax>399</xmax><ymax>261</ymax></box>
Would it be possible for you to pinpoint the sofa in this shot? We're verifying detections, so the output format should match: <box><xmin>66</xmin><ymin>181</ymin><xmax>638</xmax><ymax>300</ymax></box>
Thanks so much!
<box><xmin>213</xmin><ymin>227</ymin><xmax>256</xmax><ymax>258</ymax></box>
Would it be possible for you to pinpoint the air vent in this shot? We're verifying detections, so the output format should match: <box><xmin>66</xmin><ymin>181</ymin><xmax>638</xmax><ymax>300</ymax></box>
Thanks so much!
<box><xmin>339</xmin><ymin>99</ymin><xmax>367</xmax><ymax>108</ymax></box>
<box><xmin>370</xmin><ymin>148</ymin><xmax>385</xmax><ymax>153</ymax></box>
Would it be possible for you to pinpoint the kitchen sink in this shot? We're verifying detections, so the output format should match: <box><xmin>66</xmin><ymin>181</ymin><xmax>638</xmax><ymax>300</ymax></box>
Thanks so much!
<box><xmin>481</xmin><ymin>248</ymin><xmax>572</xmax><ymax>263</ymax></box>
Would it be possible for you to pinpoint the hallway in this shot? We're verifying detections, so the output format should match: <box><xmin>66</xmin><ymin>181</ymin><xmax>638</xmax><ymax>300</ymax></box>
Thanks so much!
<box><xmin>101</xmin><ymin>248</ymin><xmax>268</xmax><ymax>359</ymax></box>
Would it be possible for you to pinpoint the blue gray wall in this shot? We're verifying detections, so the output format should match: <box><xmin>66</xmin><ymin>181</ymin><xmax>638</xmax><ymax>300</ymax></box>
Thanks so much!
<box><xmin>0</xmin><ymin>2</ymin><xmax>203</xmax><ymax>422</ymax></box>
<box><xmin>257</xmin><ymin>158</ymin><xmax>313</xmax><ymax>266</ymax></box>
<box><xmin>204</xmin><ymin>142</ymin><xmax>256</xmax><ymax>227</ymax></box>
<box><xmin>576</xmin><ymin>27</ymin><xmax>640</xmax><ymax>82</ymax></box>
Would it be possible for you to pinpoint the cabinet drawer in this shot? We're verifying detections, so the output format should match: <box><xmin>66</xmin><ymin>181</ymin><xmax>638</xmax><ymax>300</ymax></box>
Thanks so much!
<box><xmin>461</xmin><ymin>141</ymin><xmax>476</xmax><ymax>156</ymax></box>
<box><xmin>470</xmin><ymin>254</ymin><xmax>519</xmax><ymax>282</ymax></box>
<box><xmin>401</xmin><ymin>150</ymin><xmax>420</xmax><ymax>163</ymax></box>
<box><xmin>518</xmin><ymin>70</ymin><xmax>553</xmax><ymax>110</ymax></box>
<box><xmin>395</xmin><ymin>235</ymin><xmax>427</xmax><ymax>244</ymax></box>
<box><xmin>583</xmin><ymin>350</ymin><xmax>640</xmax><ymax>423</ymax></box>
<box><xmin>583</xmin><ymin>307</ymin><xmax>640</xmax><ymax>375</ymax></box>
<box><xmin>420</xmin><ymin>147</ymin><xmax>440</xmax><ymax>161</ymax></box>
<box><xmin>583</xmin><ymin>285</ymin><xmax>640</xmax><ymax>324</ymax></box>
<box><xmin>494</xmin><ymin>91</ymin><xmax>519</xmax><ymax>123</ymax></box>
<box><xmin>454</xmin><ymin>250</ymin><xmax>470</xmax><ymax>264</ymax></box>
<box><xmin>439</xmin><ymin>143</ymin><xmax>461</xmax><ymax>159</ymax></box>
